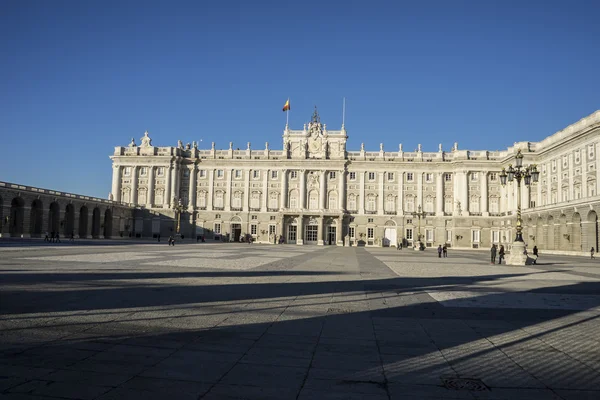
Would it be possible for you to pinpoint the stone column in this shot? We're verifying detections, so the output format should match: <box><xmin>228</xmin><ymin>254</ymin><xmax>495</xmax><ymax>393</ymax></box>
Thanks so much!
<box><xmin>338</xmin><ymin>170</ymin><xmax>345</xmax><ymax>210</ymax></box>
<box><xmin>596</xmin><ymin>142</ymin><xmax>600</xmax><ymax>195</ymax></box>
<box><xmin>208</xmin><ymin>169</ymin><xmax>214</xmax><ymax>210</ymax></box>
<box><xmin>359</xmin><ymin>171</ymin><xmax>365</xmax><ymax>214</ymax></box>
<box><xmin>170</xmin><ymin>163</ymin><xmax>178</xmax><ymax>203</ymax></box>
<box><xmin>436</xmin><ymin>172</ymin><xmax>443</xmax><ymax>216</ymax></box>
<box><xmin>243</xmin><ymin>169</ymin><xmax>250</xmax><ymax>211</ymax></box>
<box><xmin>582</xmin><ymin>159</ymin><xmax>588</xmax><ymax>198</ymax></box>
<box><xmin>281</xmin><ymin>170</ymin><xmax>288</xmax><ymax>209</ymax></box>
<box><xmin>453</xmin><ymin>171</ymin><xmax>461</xmax><ymax>214</ymax></box>
<box><xmin>111</xmin><ymin>165</ymin><xmax>121</xmax><ymax>202</ymax></box>
<box><xmin>481</xmin><ymin>171</ymin><xmax>488</xmax><ymax>215</ymax></box>
<box><xmin>165</xmin><ymin>163</ymin><xmax>172</xmax><ymax>207</ymax></box>
<box><xmin>568</xmin><ymin>153</ymin><xmax>574</xmax><ymax>201</ymax></box>
<box><xmin>461</xmin><ymin>171</ymin><xmax>469</xmax><ymax>214</ymax></box>
<box><xmin>147</xmin><ymin>166</ymin><xmax>155</xmax><ymax>207</ymax></box>
<box><xmin>317</xmin><ymin>217</ymin><xmax>324</xmax><ymax>245</ymax></box>
<box><xmin>297</xmin><ymin>216</ymin><xmax>304</xmax><ymax>245</ymax></box>
<box><xmin>319</xmin><ymin>170</ymin><xmax>326</xmax><ymax>210</ymax></box>
<box><xmin>378</xmin><ymin>172</ymin><xmax>384</xmax><ymax>215</ymax></box>
<box><xmin>398</xmin><ymin>172</ymin><xmax>403</xmax><ymax>215</ymax></box>
<box><xmin>557</xmin><ymin>159</ymin><xmax>562</xmax><ymax>203</ymax></box>
<box><xmin>336</xmin><ymin>217</ymin><xmax>343</xmax><ymax>246</ymax></box>
<box><xmin>546</xmin><ymin>162</ymin><xmax>552</xmax><ymax>204</ymax></box>
<box><xmin>262</xmin><ymin>169</ymin><xmax>269</xmax><ymax>211</ymax></box>
<box><xmin>536</xmin><ymin>174</ymin><xmax>542</xmax><ymax>207</ymax></box>
<box><xmin>131</xmin><ymin>166</ymin><xmax>139</xmax><ymax>205</ymax></box>
<box><xmin>225</xmin><ymin>169</ymin><xmax>232</xmax><ymax>211</ymax></box>
<box><xmin>299</xmin><ymin>170</ymin><xmax>306</xmax><ymax>209</ymax></box>
<box><xmin>416</xmin><ymin>172</ymin><xmax>423</xmax><ymax>210</ymax></box>
<box><xmin>188</xmin><ymin>165</ymin><xmax>196</xmax><ymax>209</ymax></box>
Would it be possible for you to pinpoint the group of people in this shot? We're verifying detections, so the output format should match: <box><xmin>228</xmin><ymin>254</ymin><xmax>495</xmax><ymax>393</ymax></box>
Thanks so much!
<box><xmin>436</xmin><ymin>244</ymin><xmax>448</xmax><ymax>258</ymax></box>
<box><xmin>44</xmin><ymin>231</ymin><xmax>75</xmax><ymax>243</ymax></box>
<box><xmin>490</xmin><ymin>244</ymin><xmax>507</xmax><ymax>264</ymax></box>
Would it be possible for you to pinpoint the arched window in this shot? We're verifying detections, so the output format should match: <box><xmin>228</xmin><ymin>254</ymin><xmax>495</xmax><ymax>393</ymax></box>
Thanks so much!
<box><xmin>328</xmin><ymin>192</ymin><xmax>337</xmax><ymax>210</ymax></box>
<box><xmin>489</xmin><ymin>196</ymin><xmax>499</xmax><ymax>213</ymax></box>
<box><xmin>444</xmin><ymin>197</ymin><xmax>453</xmax><ymax>213</ymax></box>
<box><xmin>289</xmin><ymin>190</ymin><xmax>298</xmax><ymax>209</ymax></box>
<box><xmin>309</xmin><ymin>190</ymin><xmax>318</xmax><ymax>210</ymax></box>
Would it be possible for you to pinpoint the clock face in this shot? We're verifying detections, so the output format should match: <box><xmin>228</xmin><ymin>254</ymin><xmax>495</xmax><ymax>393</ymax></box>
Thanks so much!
<box><xmin>310</xmin><ymin>139</ymin><xmax>320</xmax><ymax>152</ymax></box>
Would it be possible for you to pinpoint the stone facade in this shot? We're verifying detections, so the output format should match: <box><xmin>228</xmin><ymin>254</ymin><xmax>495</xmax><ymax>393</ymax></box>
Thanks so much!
<box><xmin>107</xmin><ymin>109</ymin><xmax>600</xmax><ymax>254</ymax></box>
<box><xmin>0</xmin><ymin>182</ymin><xmax>136</xmax><ymax>239</ymax></box>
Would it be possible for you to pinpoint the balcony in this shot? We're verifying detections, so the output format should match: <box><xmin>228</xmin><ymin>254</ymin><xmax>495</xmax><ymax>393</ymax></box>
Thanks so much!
<box><xmin>249</xmin><ymin>207</ymin><xmax>261</xmax><ymax>212</ymax></box>
<box><xmin>384</xmin><ymin>210</ymin><xmax>397</xmax><ymax>215</ymax></box>
<box><xmin>470</xmin><ymin>212</ymin><xmax>482</xmax><ymax>216</ymax></box>
<box><xmin>267</xmin><ymin>208</ymin><xmax>279</xmax><ymax>212</ymax></box>
<box><xmin>365</xmin><ymin>210</ymin><xmax>377</xmax><ymax>215</ymax></box>
<box><xmin>230</xmin><ymin>207</ymin><xmax>242</xmax><ymax>212</ymax></box>
<box><xmin>213</xmin><ymin>207</ymin><xmax>224</xmax><ymax>211</ymax></box>
<box><xmin>198</xmin><ymin>207</ymin><xmax>207</xmax><ymax>210</ymax></box>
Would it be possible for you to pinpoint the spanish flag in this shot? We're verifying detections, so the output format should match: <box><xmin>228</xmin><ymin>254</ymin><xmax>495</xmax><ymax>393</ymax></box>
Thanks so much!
<box><xmin>282</xmin><ymin>99</ymin><xmax>290</xmax><ymax>112</ymax></box>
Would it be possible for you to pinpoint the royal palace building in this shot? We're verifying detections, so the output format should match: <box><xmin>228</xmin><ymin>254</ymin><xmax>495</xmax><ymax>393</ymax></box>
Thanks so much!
<box><xmin>109</xmin><ymin>109</ymin><xmax>600</xmax><ymax>254</ymax></box>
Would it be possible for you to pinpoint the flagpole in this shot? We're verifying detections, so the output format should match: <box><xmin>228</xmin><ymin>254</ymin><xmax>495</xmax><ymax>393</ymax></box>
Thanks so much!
<box><xmin>342</xmin><ymin>97</ymin><xmax>346</xmax><ymax>128</ymax></box>
<box><xmin>286</xmin><ymin>97</ymin><xmax>289</xmax><ymax>127</ymax></box>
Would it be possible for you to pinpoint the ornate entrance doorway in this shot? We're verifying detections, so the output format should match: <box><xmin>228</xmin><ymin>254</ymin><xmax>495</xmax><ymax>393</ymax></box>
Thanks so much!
<box><xmin>327</xmin><ymin>226</ymin><xmax>336</xmax><ymax>245</ymax></box>
<box><xmin>287</xmin><ymin>225</ymin><xmax>297</xmax><ymax>244</ymax></box>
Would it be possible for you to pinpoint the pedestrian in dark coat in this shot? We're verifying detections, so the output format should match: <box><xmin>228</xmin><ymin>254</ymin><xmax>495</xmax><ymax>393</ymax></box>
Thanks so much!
<box><xmin>490</xmin><ymin>244</ymin><xmax>497</xmax><ymax>264</ymax></box>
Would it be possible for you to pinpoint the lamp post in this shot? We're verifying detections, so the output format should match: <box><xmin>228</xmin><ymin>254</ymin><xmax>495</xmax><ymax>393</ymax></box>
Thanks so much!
<box><xmin>171</xmin><ymin>197</ymin><xmax>187</xmax><ymax>236</ymax></box>
<box><xmin>499</xmin><ymin>149</ymin><xmax>539</xmax><ymax>264</ymax></box>
<box><xmin>412</xmin><ymin>204</ymin><xmax>426</xmax><ymax>250</ymax></box>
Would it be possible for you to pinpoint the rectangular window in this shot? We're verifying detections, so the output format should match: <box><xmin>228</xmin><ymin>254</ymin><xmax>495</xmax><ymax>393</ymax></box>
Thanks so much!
<box><xmin>217</xmin><ymin>170</ymin><xmax>224</xmax><ymax>178</ymax></box>
<box><xmin>140</xmin><ymin>167</ymin><xmax>147</xmax><ymax>176</ymax></box>
<box><xmin>157</xmin><ymin>167</ymin><xmax>164</xmax><ymax>176</ymax></box>
<box><xmin>406</xmin><ymin>219</ymin><xmax>413</xmax><ymax>224</ymax></box>
<box><xmin>329</xmin><ymin>171</ymin><xmax>336</xmax><ymax>179</ymax></box>
<box><xmin>490</xmin><ymin>172</ymin><xmax>497</xmax><ymax>181</ymax></box>
<box><xmin>368</xmin><ymin>218</ymin><xmax>374</xmax><ymax>223</ymax></box>
<box><xmin>407</xmin><ymin>173</ymin><xmax>414</xmax><ymax>182</ymax></box>
<box><xmin>253</xmin><ymin>170</ymin><xmax>259</xmax><ymax>179</ymax></box>
<box><xmin>367</xmin><ymin>228</ymin><xmax>374</xmax><ymax>239</ymax></box>
<box><xmin>291</xmin><ymin>171</ymin><xmax>298</xmax><ymax>179</ymax></box>
<box><xmin>199</xmin><ymin>170</ymin><xmax>206</xmax><ymax>178</ymax></box>
<box><xmin>214</xmin><ymin>223</ymin><xmax>221</xmax><ymax>234</ymax></box>
<box><xmin>445</xmin><ymin>173</ymin><xmax>452</xmax><ymax>182</ymax></box>
<box><xmin>271</xmin><ymin>170</ymin><xmax>278</xmax><ymax>179</ymax></box>
<box><xmin>426</xmin><ymin>229</ymin><xmax>434</xmax><ymax>242</ymax></box>
<box><xmin>471</xmin><ymin>173</ymin><xmax>478</xmax><ymax>181</ymax></box>
<box><xmin>368</xmin><ymin>172</ymin><xmax>375</xmax><ymax>181</ymax></box>
<box><xmin>425</xmin><ymin>173</ymin><xmax>432</xmax><ymax>182</ymax></box>
<box><xmin>251</xmin><ymin>224</ymin><xmax>257</xmax><ymax>235</ymax></box>
<box><xmin>124</xmin><ymin>167</ymin><xmax>131</xmax><ymax>176</ymax></box>
<box><xmin>251</xmin><ymin>215</ymin><xmax>257</xmax><ymax>220</ymax></box>
<box><xmin>349</xmin><ymin>172</ymin><xmax>356</xmax><ymax>180</ymax></box>
<box><xmin>406</xmin><ymin>229</ymin><xmax>413</xmax><ymax>240</ymax></box>
<box><xmin>387</xmin><ymin>172</ymin><xmax>394</xmax><ymax>181</ymax></box>
<box><xmin>492</xmin><ymin>231</ymin><xmax>499</xmax><ymax>243</ymax></box>
<box><xmin>472</xmin><ymin>230</ymin><xmax>481</xmax><ymax>243</ymax></box>
<box><xmin>446</xmin><ymin>230</ymin><xmax>452</xmax><ymax>242</ymax></box>
<box><xmin>235</xmin><ymin>170</ymin><xmax>241</xmax><ymax>178</ymax></box>
<box><xmin>269</xmin><ymin>225</ymin><xmax>276</xmax><ymax>235</ymax></box>
<box><xmin>349</xmin><ymin>226</ymin><xmax>355</xmax><ymax>239</ymax></box>
<box><xmin>530</xmin><ymin>200</ymin><xmax>536</xmax><ymax>208</ymax></box>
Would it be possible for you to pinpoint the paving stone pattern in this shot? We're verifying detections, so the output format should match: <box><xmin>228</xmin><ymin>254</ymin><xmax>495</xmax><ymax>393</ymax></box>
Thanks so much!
<box><xmin>1</xmin><ymin>242</ymin><xmax>600</xmax><ymax>399</ymax></box>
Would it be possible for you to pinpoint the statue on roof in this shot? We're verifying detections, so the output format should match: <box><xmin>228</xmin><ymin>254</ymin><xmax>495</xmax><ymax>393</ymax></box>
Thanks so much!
<box><xmin>128</xmin><ymin>137</ymin><xmax>137</xmax><ymax>147</ymax></box>
<box><xmin>308</xmin><ymin>106</ymin><xmax>323</xmax><ymax>138</ymax></box>
<box><xmin>140</xmin><ymin>131</ymin><xmax>152</xmax><ymax>147</ymax></box>
<box><xmin>177</xmin><ymin>140</ymin><xmax>184</xmax><ymax>149</ymax></box>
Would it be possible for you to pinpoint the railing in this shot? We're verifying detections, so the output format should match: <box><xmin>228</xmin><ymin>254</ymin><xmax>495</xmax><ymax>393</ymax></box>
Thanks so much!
<box><xmin>230</xmin><ymin>207</ymin><xmax>242</xmax><ymax>211</ymax></box>
<box><xmin>470</xmin><ymin>212</ymin><xmax>482</xmax><ymax>216</ymax></box>
<box><xmin>267</xmin><ymin>208</ymin><xmax>279</xmax><ymax>212</ymax></box>
<box><xmin>249</xmin><ymin>207</ymin><xmax>261</xmax><ymax>212</ymax></box>
<box><xmin>365</xmin><ymin>210</ymin><xmax>377</xmax><ymax>214</ymax></box>
<box><xmin>384</xmin><ymin>211</ymin><xmax>397</xmax><ymax>215</ymax></box>
<box><xmin>213</xmin><ymin>207</ymin><xmax>224</xmax><ymax>211</ymax></box>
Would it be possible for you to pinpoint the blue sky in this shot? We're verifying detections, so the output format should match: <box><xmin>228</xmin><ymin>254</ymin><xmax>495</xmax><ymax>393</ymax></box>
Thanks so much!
<box><xmin>1</xmin><ymin>0</ymin><xmax>599</xmax><ymax>198</ymax></box>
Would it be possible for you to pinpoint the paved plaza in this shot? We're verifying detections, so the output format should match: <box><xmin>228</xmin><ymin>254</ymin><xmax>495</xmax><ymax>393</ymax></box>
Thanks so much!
<box><xmin>1</xmin><ymin>242</ymin><xmax>600</xmax><ymax>400</ymax></box>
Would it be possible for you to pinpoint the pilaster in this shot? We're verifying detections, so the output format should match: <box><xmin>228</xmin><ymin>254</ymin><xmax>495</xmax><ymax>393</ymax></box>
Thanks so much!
<box><xmin>436</xmin><ymin>172</ymin><xmax>444</xmax><ymax>216</ymax></box>
<box><xmin>131</xmin><ymin>166</ymin><xmax>138</xmax><ymax>205</ymax></box>
<box><xmin>481</xmin><ymin>171</ymin><xmax>488</xmax><ymax>216</ymax></box>
<box><xmin>147</xmin><ymin>166</ymin><xmax>155</xmax><ymax>207</ymax></box>
<box><xmin>378</xmin><ymin>172</ymin><xmax>384</xmax><ymax>215</ymax></box>
<box><xmin>319</xmin><ymin>170</ymin><xmax>326</xmax><ymax>210</ymax></box>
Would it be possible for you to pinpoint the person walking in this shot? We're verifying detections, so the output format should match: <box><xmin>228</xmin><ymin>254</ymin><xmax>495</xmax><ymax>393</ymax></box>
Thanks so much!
<box><xmin>157</xmin><ymin>234</ymin><xmax>161</xmax><ymax>243</ymax></box>
<box><xmin>442</xmin><ymin>244</ymin><xmax>448</xmax><ymax>258</ymax></box>
<box><xmin>168</xmin><ymin>235</ymin><xmax>174</xmax><ymax>246</ymax></box>
<box><xmin>592</xmin><ymin>247</ymin><xmax>596</xmax><ymax>260</ymax></box>
<box><xmin>532</xmin><ymin>246</ymin><xmax>538</xmax><ymax>264</ymax></box>
<box><xmin>70</xmin><ymin>231</ymin><xmax>75</xmax><ymax>242</ymax></box>
<box><xmin>55</xmin><ymin>232</ymin><xmax>61</xmax><ymax>243</ymax></box>
<box><xmin>44</xmin><ymin>232</ymin><xmax>50</xmax><ymax>242</ymax></box>
<box><xmin>490</xmin><ymin>244</ymin><xmax>497</xmax><ymax>264</ymax></box>
<box><xmin>498</xmin><ymin>245</ymin><xmax>505</xmax><ymax>264</ymax></box>
<box><xmin>437</xmin><ymin>245</ymin><xmax>442</xmax><ymax>258</ymax></box>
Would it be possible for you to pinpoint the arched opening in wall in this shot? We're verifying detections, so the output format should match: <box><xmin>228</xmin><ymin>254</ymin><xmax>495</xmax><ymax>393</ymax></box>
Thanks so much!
<box><xmin>559</xmin><ymin>214</ymin><xmax>568</xmax><ymax>250</ymax></box>
<box><xmin>286</xmin><ymin>217</ymin><xmax>298</xmax><ymax>244</ymax></box>
<box><xmin>29</xmin><ymin>199</ymin><xmax>44</xmax><ymax>237</ymax></box>
<box><xmin>48</xmin><ymin>202</ymin><xmax>60</xmax><ymax>235</ymax></box>
<box><xmin>64</xmin><ymin>204</ymin><xmax>75</xmax><ymax>237</ymax></box>
<box><xmin>79</xmin><ymin>206</ymin><xmax>89</xmax><ymax>238</ymax></box>
<box><xmin>10</xmin><ymin>197</ymin><xmax>25</xmax><ymax>237</ymax></box>
<box><xmin>546</xmin><ymin>215</ymin><xmax>555</xmax><ymax>250</ymax></box>
<box><xmin>536</xmin><ymin>216</ymin><xmax>544</xmax><ymax>248</ymax></box>
<box><xmin>103</xmin><ymin>209</ymin><xmax>113</xmax><ymax>238</ymax></box>
<box><xmin>383</xmin><ymin>220</ymin><xmax>397</xmax><ymax>247</ymax></box>
<box><xmin>585</xmin><ymin>210</ymin><xmax>598</xmax><ymax>252</ymax></box>
<box><xmin>91</xmin><ymin>208</ymin><xmax>101</xmax><ymax>238</ymax></box>
<box><xmin>572</xmin><ymin>213</ymin><xmax>582</xmax><ymax>252</ymax></box>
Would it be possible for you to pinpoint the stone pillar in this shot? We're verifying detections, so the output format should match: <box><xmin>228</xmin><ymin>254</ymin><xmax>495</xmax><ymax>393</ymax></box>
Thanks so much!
<box><xmin>111</xmin><ymin>165</ymin><xmax>121</xmax><ymax>202</ymax></box>
<box><xmin>596</xmin><ymin>142</ymin><xmax>600</xmax><ymax>195</ymax></box>
<box><xmin>165</xmin><ymin>163</ymin><xmax>172</xmax><ymax>207</ymax></box>
<box><xmin>546</xmin><ymin>162</ymin><xmax>552</xmax><ymax>204</ymax></box>
<box><xmin>359</xmin><ymin>171</ymin><xmax>365</xmax><ymax>214</ymax></box>
<box><xmin>262</xmin><ymin>169</ymin><xmax>269</xmax><ymax>211</ymax></box>
<box><xmin>281</xmin><ymin>170</ymin><xmax>288</xmax><ymax>209</ymax></box>
<box><xmin>378</xmin><ymin>172</ymin><xmax>384</xmax><ymax>215</ymax></box>
<box><xmin>243</xmin><ymin>169</ymin><xmax>250</xmax><ymax>211</ymax></box>
<box><xmin>398</xmin><ymin>172</ymin><xmax>403</xmax><ymax>215</ymax></box>
<box><xmin>317</xmin><ymin>217</ymin><xmax>324</xmax><ymax>245</ymax></box>
<box><xmin>536</xmin><ymin>174</ymin><xmax>542</xmax><ymax>206</ymax></box>
<box><xmin>319</xmin><ymin>170</ymin><xmax>326</xmax><ymax>210</ymax></box>
<box><xmin>147</xmin><ymin>166</ymin><xmax>155</xmax><ymax>207</ymax></box>
<box><xmin>557</xmin><ymin>159</ymin><xmax>562</xmax><ymax>203</ymax></box>
<box><xmin>338</xmin><ymin>170</ymin><xmax>345</xmax><ymax>210</ymax></box>
<box><xmin>299</xmin><ymin>170</ymin><xmax>306</xmax><ymax>209</ymax></box>
<box><xmin>170</xmin><ymin>163</ymin><xmax>178</xmax><ymax>204</ymax></box>
<box><xmin>297</xmin><ymin>216</ymin><xmax>304</xmax><ymax>245</ymax></box>
<box><xmin>481</xmin><ymin>171</ymin><xmax>488</xmax><ymax>215</ymax></box>
<box><xmin>208</xmin><ymin>169</ymin><xmax>215</xmax><ymax>210</ymax></box>
<box><xmin>582</xmin><ymin>159</ymin><xmax>588</xmax><ymax>198</ymax></box>
<box><xmin>416</xmin><ymin>172</ymin><xmax>423</xmax><ymax>210</ymax></box>
<box><xmin>336</xmin><ymin>217</ymin><xmax>343</xmax><ymax>246</ymax></box>
<box><xmin>453</xmin><ymin>171</ymin><xmax>461</xmax><ymax>214</ymax></box>
<box><xmin>461</xmin><ymin>171</ymin><xmax>468</xmax><ymax>214</ymax></box>
<box><xmin>436</xmin><ymin>172</ymin><xmax>444</xmax><ymax>216</ymax></box>
<box><xmin>188</xmin><ymin>165</ymin><xmax>196</xmax><ymax>209</ymax></box>
<box><xmin>225</xmin><ymin>169</ymin><xmax>232</xmax><ymax>211</ymax></box>
<box><xmin>568</xmin><ymin>153</ymin><xmax>574</xmax><ymax>201</ymax></box>
<box><xmin>131</xmin><ymin>166</ymin><xmax>139</xmax><ymax>205</ymax></box>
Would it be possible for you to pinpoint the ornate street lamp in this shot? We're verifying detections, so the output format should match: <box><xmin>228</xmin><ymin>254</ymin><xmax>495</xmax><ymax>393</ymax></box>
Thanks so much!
<box><xmin>412</xmin><ymin>204</ymin><xmax>426</xmax><ymax>250</ymax></box>
<box><xmin>499</xmin><ymin>149</ymin><xmax>539</xmax><ymax>264</ymax></box>
<box><xmin>172</xmin><ymin>197</ymin><xmax>188</xmax><ymax>235</ymax></box>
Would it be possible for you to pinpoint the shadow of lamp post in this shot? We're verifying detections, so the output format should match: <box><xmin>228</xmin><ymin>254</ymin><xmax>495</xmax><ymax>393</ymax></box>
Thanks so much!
<box><xmin>499</xmin><ymin>149</ymin><xmax>539</xmax><ymax>265</ymax></box>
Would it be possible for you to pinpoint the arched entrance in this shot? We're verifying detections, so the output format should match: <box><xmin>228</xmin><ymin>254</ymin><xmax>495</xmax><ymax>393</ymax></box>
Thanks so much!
<box><xmin>230</xmin><ymin>216</ymin><xmax>242</xmax><ymax>242</ymax></box>
<box><xmin>584</xmin><ymin>210</ymin><xmax>598</xmax><ymax>252</ymax></box>
<box><xmin>64</xmin><ymin>204</ymin><xmax>75</xmax><ymax>237</ymax></box>
<box><xmin>546</xmin><ymin>215</ymin><xmax>555</xmax><ymax>250</ymax></box>
<box><xmin>559</xmin><ymin>214</ymin><xmax>568</xmax><ymax>250</ymax></box>
<box><xmin>91</xmin><ymin>208</ymin><xmax>101</xmax><ymax>238</ymax></box>
<box><xmin>103</xmin><ymin>209</ymin><xmax>113</xmax><ymax>238</ymax></box>
<box><xmin>383</xmin><ymin>220</ymin><xmax>397</xmax><ymax>247</ymax></box>
<box><xmin>48</xmin><ymin>202</ymin><xmax>60</xmax><ymax>235</ymax></box>
<box><xmin>286</xmin><ymin>217</ymin><xmax>298</xmax><ymax>244</ymax></box>
<box><xmin>10</xmin><ymin>197</ymin><xmax>25</xmax><ymax>237</ymax></box>
<box><xmin>29</xmin><ymin>199</ymin><xmax>44</xmax><ymax>237</ymax></box>
<box><xmin>79</xmin><ymin>206</ymin><xmax>89</xmax><ymax>238</ymax></box>
<box><xmin>572</xmin><ymin>213</ymin><xmax>582</xmax><ymax>252</ymax></box>
<box><xmin>304</xmin><ymin>217</ymin><xmax>318</xmax><ymax>244</ymax></box>
<box><xmin>325</xmin><ymin>218</ymin><xmax>336</xmax><ymax>245</ymax></box>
